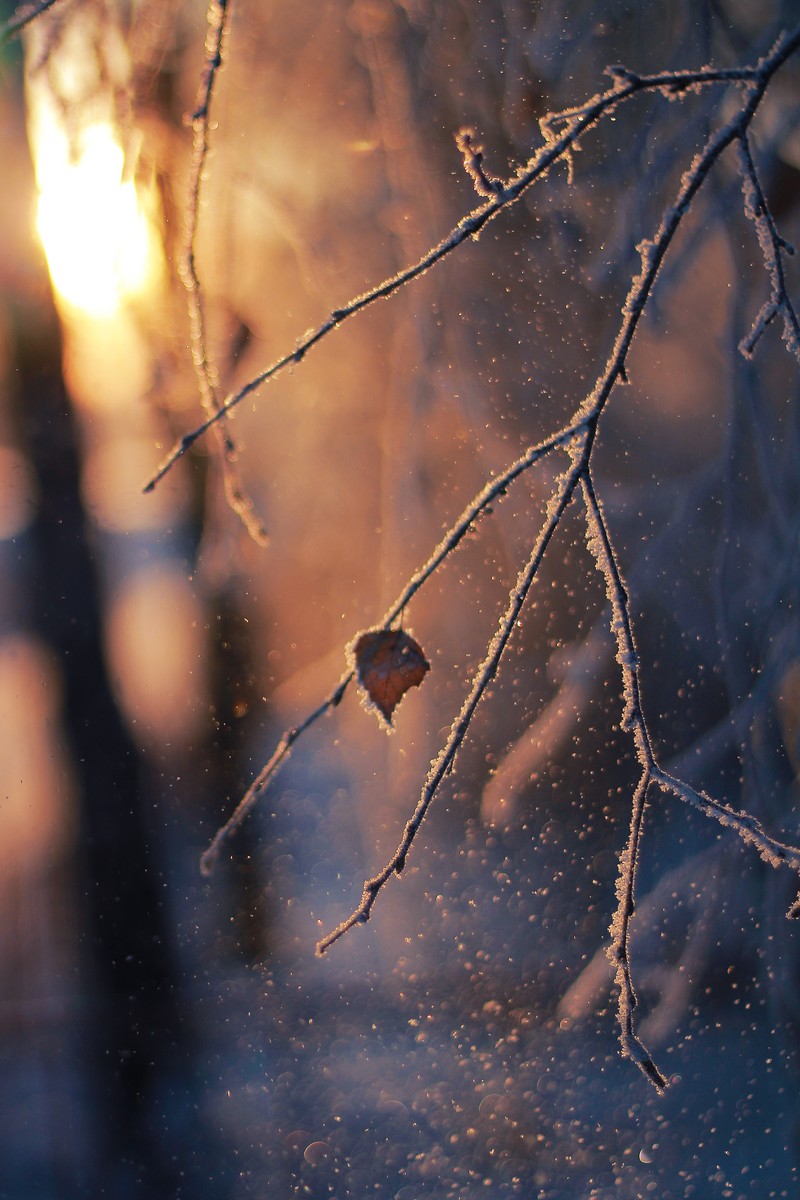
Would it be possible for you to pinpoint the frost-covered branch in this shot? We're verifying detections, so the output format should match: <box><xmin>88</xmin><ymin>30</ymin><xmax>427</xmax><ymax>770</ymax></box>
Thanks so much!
<box><xmin>194</xmin><ymin>22</ymin><xmax>800</xmax><ymax>1090</ymax></box>
<box><xmin>143</xmin><ymin>47</ymin><xmax>795</xmax><ymax>493</ymax></box>
<box><xmin>580</xmin><ymin>471</ymin><xmax>665</xmax><ymax>1086</ymax></box>
<box><xmin>181</xmin><ymin>0</ymin><xmax>267</xmax><ymax>544</ymax></box>
<box><xmin>200</xmin><ymin>669</ymin><xmax>351</xmax><ymax>876</ymax></box>
<box><xmin>201</xmin><ymin>421</ymin><xmax>584</xmax><ymax>872</ymax></box>
<box><xmin>316</xmin><ymin>449</ymin><xmax>587</xmax><ymax>954</ymax></box>
<box><xmin>580</xmin><ymin>442</ymin><xmax>800</xmax><ymax>1083</ymax></box>
<box><xmin>607</xmin><ymin>772</ymin><xmax>666</xmax><ymax>1091</ymax></box>
<box><xmin>580</xmin><ymin>472</ymin><xmax>653</xmax><ymax>767</ymax></box>
<box><xmin>652</xmin><ymin>767</ymin><xmax>800</xmax><ymax>879</ymax></box>
<box><xmin>736</xmin><ymin>134</ymin><xmax>800</xmax><ymax>363</ymax></box>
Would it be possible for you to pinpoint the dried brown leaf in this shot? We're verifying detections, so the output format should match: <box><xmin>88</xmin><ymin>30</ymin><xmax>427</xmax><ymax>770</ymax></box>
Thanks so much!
<box><xmin>351</xmin><ymin>628</ymin><xmax>430</xmax><ymax>726</ymax></box>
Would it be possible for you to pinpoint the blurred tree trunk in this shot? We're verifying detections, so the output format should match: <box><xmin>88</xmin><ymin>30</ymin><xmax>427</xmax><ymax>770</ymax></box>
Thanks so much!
<box><xmin>5</xmin><ymin>101</ymin><xmax>202</xmax><ymax>1198</ymax></box>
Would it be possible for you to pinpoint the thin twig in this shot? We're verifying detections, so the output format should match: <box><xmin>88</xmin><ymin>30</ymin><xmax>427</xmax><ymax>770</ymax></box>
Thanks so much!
<box><xmin>581</xmin><ymin>452</ymin><xmax>800</xmax><ymax>1083</ymax></box>
<box><xmin>482</xmin><ymin>461</ymin><xmax>724</xmax><ymax>823</ymax></box>
<box><xmin>376</xmin><ymin>424</ymin><xmax>584</xmax><ymax>624</ymax></box>
<box><xmin>558</xmin><ymin>843</ymin><xmax>723</xmax><ymax>1027</ymax></box>
<box><xmin>575</xmin><ymin>30</ymin><xmax>800</xmax><ymax>438</ymax></box>
<box><xmin>652</xmin><ymin>767</ymin><xmax>800</xmax><ymax>877</ymax></box>
<box><xmin>182</xmin><ymin>0</ymin><xmax>267</xmax><ymax>544</ymax></box>
<box><xmin>579</xmin><ymin>472</ymin><xmax>666</xmax><ymax>1086</ymax></box>
<box><xmin>210</xmin><ymin>21</ymin><xmax>800</xmax><ymax>905</ymax></box>
<box><xmin>200</xmin><ymin>670</ymin><xmax>351</xmax><ymax>876</ymax></box>
<box><xmin>607</xmin><ymin>771</ymin><xmax>667</xmax><ymax>1091</ymax></box>
<box><xmin>736</xmin><ymin>134</ymin><xmax>800</xmax><ymax>362</ymax></box>
<box><xmin>580</xmin><ymin>472</ymin><xmax>654</xmax><ymax>765</ymax></box>
<box><xmin>197</xmin><ymin>22</ymin><xmax>800</xmax><ymax>1087</ymax></box>
<box><xmin>316</xmin><ymin>450</ymin><xmax>587</xmax><ymax>954</ymax></box>
<box><xmin>0</xmin><ymin>0</ymin><xmax>63</xmax><ymax>43</ymax></box>
<box><xmin>455</xmin><ymin>127</ymin><xmax>504</xmax><ymax>197</ymax></box>
<box><xmin>200</xmin><ymin>421</ymin><xmax>585</xmax><ymax>871</ymax></box>
<box><xmin>143</xmin><ymin>57</ymin><xmax>776</xmax><ymax>492</ymax></box>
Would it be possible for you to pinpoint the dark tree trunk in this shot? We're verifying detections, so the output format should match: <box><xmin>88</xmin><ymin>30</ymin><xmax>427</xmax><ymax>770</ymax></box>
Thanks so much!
<box><xmin>9</xmin><ymin>269</ymin><xmax>195</xmax><ymax>1195</ymax></box>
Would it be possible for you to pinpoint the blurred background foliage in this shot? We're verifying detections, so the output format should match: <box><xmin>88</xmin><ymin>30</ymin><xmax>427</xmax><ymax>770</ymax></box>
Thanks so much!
<box><xmin>0</xmin><ymin>0</ymin><xmax>799</xmax><ymax>1196</ymax></box>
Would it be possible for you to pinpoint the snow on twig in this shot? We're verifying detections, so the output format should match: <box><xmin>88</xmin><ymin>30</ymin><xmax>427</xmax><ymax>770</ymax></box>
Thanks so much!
<box><xmin>195</xmin><ymin>23</ymin><xmax>800</xmax><ymax>1088</ymax></box>
<box><xmin>316</xmin><ymin>450</ymin><xmax>588</xmax><ymax>954</ymax></box>
<box><xmin>607</xmin><ymin>773</ymin><xmax>667</xmax><ymax>1092</ymax></box>
<box><xmin>181</xmin><ymin>0</ymin><xmax>267</xmax><ymax>544</ymax></box>
<box><xmin>143</xmin><ymin>48</ymin><xmax>792</xmax><ymax>493</ymax></box>
<box><xmin>579</xmin><ymin>471</ymin><xmax>664</xmax><ymax>1086</ymax></box>
<box><xmin>736</xmin><ymin>134</ymin><xmax>800</xmax><ymax>363</ymax></box>
<box><xmin>200</xmin><ymin>421</ymin><xmax>584</xmax><ymax>872</ymax></box>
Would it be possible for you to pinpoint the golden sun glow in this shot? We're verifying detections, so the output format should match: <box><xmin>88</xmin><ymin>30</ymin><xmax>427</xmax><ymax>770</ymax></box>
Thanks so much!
<box><xmin>31</xmin><ymin>114</ymin><xmax>160</xmax><ymax>317</ymax></box>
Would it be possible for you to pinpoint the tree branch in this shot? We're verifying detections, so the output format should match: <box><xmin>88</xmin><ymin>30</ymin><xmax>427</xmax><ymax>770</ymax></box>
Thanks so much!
<box><xmin>736</xmin><ymin>133</ymin><xmax>800</xmax><ymax>362</ymax></box>
<box><xmin>194</xmin><ymin>20</ymin><xmax>800</xmax><ymax>1090</ymax></box>
<box><xmin>0</xmin><ymin>0</ymin><xmax>64</xmax><ymax>43</ymax></box>
<box><xmin>181</xmin><ymin>0</ymin><xmax>267</xmax><ymax>544</ymax></box>
<box><xmin>201</xmin><ymin>421</ymin><xmax>584</xmax><ymax>871</ymax></box>
<box><xmin>316</xmin><ymin>450</ymin><xmax>587</xmax><ymax>954</ymax></box>
<box><xmin>607</xmin><ymin>771</ymin><xmax>667</xmax><ymax>1092</ymax></box>
<box><xmin>143</xmin><ymin>44</ymin><xmax>795</xmax><ymax>492</ymax></box>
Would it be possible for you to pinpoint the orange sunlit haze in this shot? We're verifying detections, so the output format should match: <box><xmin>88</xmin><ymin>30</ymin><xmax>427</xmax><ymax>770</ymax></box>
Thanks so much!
<box><xmin>29</xmin><ymin>109</ymin><xmax>161</xmax><ymax>317</ymax></box>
